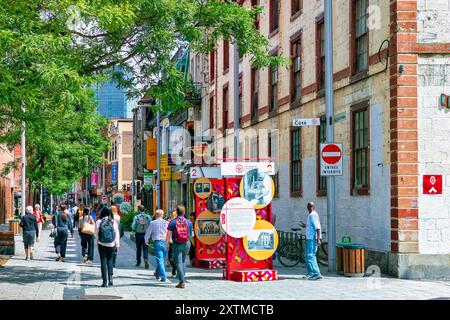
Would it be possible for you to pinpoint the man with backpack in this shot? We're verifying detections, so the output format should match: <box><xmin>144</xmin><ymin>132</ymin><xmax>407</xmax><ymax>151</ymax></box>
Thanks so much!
<box><xmin>166</xmin><ymin>205</ymin><xmax>193</xmax><ymax>289</ymax></box>
<box><xmin>132</xmin><ymin>205</ymin><xmax>152</xmax><ymax>268</ymax></box>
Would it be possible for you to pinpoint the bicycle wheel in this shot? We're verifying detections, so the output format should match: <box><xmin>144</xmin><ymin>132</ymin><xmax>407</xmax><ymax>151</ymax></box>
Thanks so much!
<box><xmin>317</xmin><ymin>242</ymin><xmax>328</xmax><ymax>266</ymax></box>
<box><xmin>278</xmin><ymin>244</ymin><xmax>302</xmax><ymax>267</ymax></box>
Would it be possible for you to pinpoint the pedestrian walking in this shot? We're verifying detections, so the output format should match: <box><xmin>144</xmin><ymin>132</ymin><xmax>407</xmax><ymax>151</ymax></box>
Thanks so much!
<box><xmin>167</xmin><ymin>211</ymin><xmax>178</xmax><ymax>277</ymax></box>
<box><xmin>145</xmin><ymin>209</ymin><xmax>169</xmax><ymax>282</ymax></box>
<box><xmin>188</xmin><ymin>212</ymin><xmax>196</xmax><ymax>265</ymax></box>
<box><xmin>33</xmin><ymin>204</ymin><xmax>44</xmax><ymax>243</ymax></box>
<box><xmin>95</xmin><ymin>207</ymin><xmax>120</xmax><ymax>287</ymax></box>
<box><xmin>132</xmin><ymin>205</ymin><xmax>152</xmax><ymax>268</ymax></box>
<box><xmin>299</xmin><ymin>202</ymin><xmax>323</xmax><ymax>280</ymax></box>
<box><xmin>19</xmin><ymin>206</ymin><xmax>39</xmax><ymax>260</ymax></box>
<box><xmin>52</xmin><ymin>206</ymin><xmax>74</xmax><ymax>262</ymax></box>
<box><xmin>166</xmin><ymin>205</ymin><xmax>193</xmax><ymax>289</ymax></box>
<box><xmin>110</xmin><ymin>205</ymin><xmax>124</xmax><ymax>268</ymax></box>
<box><xmin>79</xmin><ymin>208</ymin><xmax>95</xmax><ymax>263</ymax></box>
<box><xmin>71</xmin><ymin>203</ymin><xmax>78</xmax><ymax>228</ymax></box>
<box><xmin>74</xmin><ymin>203</ymin><xmax>84</xmax><ymax>231</ymax></box>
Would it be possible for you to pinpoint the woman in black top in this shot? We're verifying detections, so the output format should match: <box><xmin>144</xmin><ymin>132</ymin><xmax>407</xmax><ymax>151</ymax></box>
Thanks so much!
<box><xmin>20</xmin><ymin>206</ymin><xmax>39</xmax><ymax>260</ymax></box>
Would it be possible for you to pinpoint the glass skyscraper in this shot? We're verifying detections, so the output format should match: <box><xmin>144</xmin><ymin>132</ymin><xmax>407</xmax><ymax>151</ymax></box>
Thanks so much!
<box><xmin>95</xmin><ymin>68</ymin><xmax>136</xmax><ymax>119</ymax></box>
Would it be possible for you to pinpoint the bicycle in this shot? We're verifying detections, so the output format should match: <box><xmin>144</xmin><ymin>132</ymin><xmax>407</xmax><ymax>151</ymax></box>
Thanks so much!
<box><xmin>277</xmin><ymin>228</ymin><xmax>328</xmax><ymax>267</ymax></box>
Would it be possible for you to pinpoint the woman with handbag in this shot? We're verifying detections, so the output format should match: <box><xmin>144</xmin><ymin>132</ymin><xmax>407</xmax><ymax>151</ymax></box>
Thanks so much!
<box><xmin>80</xmin><ymin>208</ymin><xmax>95</xmax><ymax>264</ymax></box>
<box><xmin>52</xmin><ymin>206</ymin><xmax>74</xmax><ymax>262</ymax></box>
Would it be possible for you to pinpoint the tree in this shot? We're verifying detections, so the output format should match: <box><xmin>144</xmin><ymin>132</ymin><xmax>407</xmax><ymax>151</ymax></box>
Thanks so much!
<box><xmin>0</xmin><ymin>0</ymin><xmax>287</xmax><ymax>194</ymax></box>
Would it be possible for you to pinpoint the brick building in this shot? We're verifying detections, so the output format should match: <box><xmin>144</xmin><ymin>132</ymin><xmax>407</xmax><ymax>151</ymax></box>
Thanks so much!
<box><xmin>183</xmin><ymin>0</ymin><xmax>450</xmax><ymax>279</ymax></box>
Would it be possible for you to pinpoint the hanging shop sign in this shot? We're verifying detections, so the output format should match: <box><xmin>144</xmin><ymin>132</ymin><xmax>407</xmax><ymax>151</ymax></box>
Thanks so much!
<box><xmin>239</xmin><ymin>168</ymin><xmax>275</xmax><ymax>209</ymax></box>
<box><xmin>144</xmin><ymin>172</ymin><xmax>153</xmax><ymax>191</ymax></box>
<box><xmin>160</xmin><ymin>155</ymin><xmax>171</xmax><ymax>181</ymax></box>
<box><xmin>221</xmin><ymin>162</ymin><xmax>275</xmax><ymax>176</ymax></box>
<box><xmin>194</xmin><ymin>210</ymin><xmax>222</xmax><ymax>245</ymax></box>
<box><xmin>146</xmin><ymin>138</ymin><xmax>157</xmax><ymax>170</ymax></box>
<box><xmin>243</xmin><ymin>220</ymin><xmax>279</xmax><ymax>261</ymax></box>
<box><xmin>90</xmin><ymin>171</ymin><xmax>98</xmax><ymax>186</ymax></box>
<box><xmin>111</xmin><ymin>162</ymin><xmax>118</xmax><ymax>183</ymax></box>
<box><xmin>193</xmin><ymin>178</ymin><xmax>212</xmax><ymax>199</ymax></box>
<box><xmin>220</xmin><ymin>197</ymin><xmax>256</xmax><ymax>239</ymax></box>
<box><xmin>320</xmin><ymin>143</ymin><xmax>343</xmax><ymax>176</ymax></box>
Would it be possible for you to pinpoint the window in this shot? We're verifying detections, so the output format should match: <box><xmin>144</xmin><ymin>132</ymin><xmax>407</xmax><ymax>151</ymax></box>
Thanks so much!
<box><xmin>291</xmin><ymin>38</ymin><xmax>302</xmax><ymax>103</ymax></box>
<box><xmin>223</xmin><ymin>40</ymin><xmax>230</xmax><ymax>72</ymax></box>
<box><xmin>251</xmin><ymin>68</ymin><xmax>259</xmax><ymax>120</ymax></box>
<box><xmin>269</xmin><ymin>131</ymin><xmax>279</xmax><ymax>197</ymax></box>
<box><xmin>290</xmin><ymin>128</ymin><xmax>302</xmax><ymax>195</ymax></box>
<box><xmin>209</xmin><ymin>96</ymin><xmax>214</xmax><ymax>129</ymax></box>
<box><xmin>317</xmin><ymin>116</ymin><xmax>327</xmax><ymax>195</ymax></box>
<box><xmin>223</xmin><ymin>86</ymin><xmax>229</xmax><ymax>133</ymax></box>
<box><xmin>317</xmin><ymin>20</ymin><xmax>325</xmax><ymax>90</ymax></box>
<box><xmin>269</xmin><ymin>63</ymin><xmax>278</xmax><ymax>113</ymax></box>
<box><xmin>353</xmin><ymin>0</ymin><xmax>368</xmax><ymax>73</ymax></box>
<box><xmin>352</xmin><ymin>103</ymin><xmax>370</xmax><ymax>194</ymax></box>
<box><xmin>270</xmin><ymin>0</ymin><xmax>279</xmax><ymax>33</ymax></box>
<box><xmin>209</xmin><ymin>50</ymin><xmax>215</xmax><ymax>81</ymax></box>
<box><xmin>291</xmin><ymin>0</ymin><xmax>302</xmax><ymax>16</ymax></box>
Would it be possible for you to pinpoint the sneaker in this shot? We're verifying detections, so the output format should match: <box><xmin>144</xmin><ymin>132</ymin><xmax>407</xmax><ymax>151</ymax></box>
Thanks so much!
<box><xmin>144</xmin><ymin>260</ymin><xmax>149</xmax><ymax>269</ymax></box>
<box><xmin>159</xmin><ymin>279</ymin><xmax>169</xmax><ymax>283</ymax></box>
<box><xmin>302</xmin><ymin>274</ymin><xmax>313</xmax><ymax>279</ymax></box>
<box><xmin>30</xmin><ymin>252</ymin><xmax>34</xmax><ymax>260</ymax></box>
<box><xmin>25</xmin><ymin>256</ymin><xmax>29</xmax><ymax>261</ymax></box>
<box><xmin>101</xmin><ymin>281</ymin><xmax>108</xmax><ymax>288</ymax></box>
<box><xmin>55</xmin><ymin>257</ymin><xmax>60</xmax><ymax>262</ymax></box>
<box><xmin>175</xmin><ymin>282</ymin><xmax>185</xmax><ymax>289</ymax></box>
<box><xmin>308</xmin><ymin>275</ymin><xmax>323</xmax><ymax>281</ymax></box>
<box><xmin>83</xmin><ymin>256</ymin><xmax>88</xmax><ymax>263</ymax></box>
<box><xmin>135</xmin><ymin>262</ymin><xmax>141</xmax><ymax>267</ymax></box>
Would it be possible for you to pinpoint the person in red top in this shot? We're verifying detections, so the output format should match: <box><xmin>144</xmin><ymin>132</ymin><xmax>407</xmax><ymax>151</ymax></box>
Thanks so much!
<box><xmin>33</xmin><ymin>204</ymin><xmax>44</xmax><ymax>243</ymax></box>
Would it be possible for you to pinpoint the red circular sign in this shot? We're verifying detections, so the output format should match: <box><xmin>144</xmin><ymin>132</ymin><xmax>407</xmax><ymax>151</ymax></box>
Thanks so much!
<box><xmin>321</xmin><ymin>144</ymin><xmax>342</xmax><ymax>165</ymax></box>
<box><xmin>236</xmin><ymin>164</ymin><xmax>243</xmax><ymax>174</ymax></box>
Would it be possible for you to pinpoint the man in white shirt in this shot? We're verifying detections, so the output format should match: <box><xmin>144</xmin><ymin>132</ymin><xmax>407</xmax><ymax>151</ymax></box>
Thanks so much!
<box><xmin>300</xmin><ymin>202</ymin><xmax>322</xmax><ymax>280</ymax></box>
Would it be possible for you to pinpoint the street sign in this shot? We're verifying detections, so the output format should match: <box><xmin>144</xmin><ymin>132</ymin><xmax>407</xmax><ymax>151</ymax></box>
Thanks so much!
<box><xmin>144</xmin><ymin>172</ymin><xmax>153</xmax><ymax>190</ymax></box>
<box><xmin>320</xmin><ymin>143</ymin><xmax>343</xmax><ymax>176</ymax></box>
<box><xmin>146</xmin><ymin>138</ymin><xmax>157</xmax><ymax>170</ymax></box>
<box><xmin>190</xmin><ymin>166</ymin><xmax>221</xmax><ymax>179</ymax></box>
<box><xmin>111</xmin><ymin>162</ymin><xmax>118</xmax><ymax>183</ymax></box>
<box><xmin>423</xmin><ymin>175</ymin><xmax>443</xmax><ymax>195</ymax></box>
<box><xmin>160</xmin><ymin>155</ymin><xmax>171</xmax><ymax>181</ymax></box>
<box><xmin>221</xmin><ymin>162</ymin><xmax>275</xmax><ymax>176</ymax></box>
<box><xmin>293</xmin><ymin>118</ymin><xmax>321</xmax><ymax>127</ymax></box>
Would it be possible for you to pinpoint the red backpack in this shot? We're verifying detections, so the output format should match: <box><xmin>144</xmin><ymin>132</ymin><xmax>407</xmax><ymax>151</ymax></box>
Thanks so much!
<box><xmin>173</xmin><ymin>217</ymin><xmax>189</xmax><ymax>243</ymax></box>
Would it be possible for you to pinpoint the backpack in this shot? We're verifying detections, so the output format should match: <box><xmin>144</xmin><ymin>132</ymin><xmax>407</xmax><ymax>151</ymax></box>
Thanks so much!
<box><xmin>173</xmin><ymin>217</ymin><xmax>189</xmax><ymax>243</ymax></box>
<box><xmin>136</xmin><ymin>214</ymin><xmax>149</xmax><ymax>233</ymax></box>
<box><xmin>99</xmin><ymin>218</ymin><xmax>116</xmax><ymax>243</ymax></box>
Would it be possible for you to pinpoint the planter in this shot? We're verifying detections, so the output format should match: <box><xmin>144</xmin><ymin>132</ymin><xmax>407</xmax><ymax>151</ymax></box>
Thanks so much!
<box><xmin>9</xmin><ymin>220</ymin><xmax>21</xmax><ymax>235</ymax></box>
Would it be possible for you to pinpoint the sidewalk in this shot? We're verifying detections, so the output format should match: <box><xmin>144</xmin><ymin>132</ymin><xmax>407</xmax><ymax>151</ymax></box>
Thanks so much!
<box><xmin>0</xmin><ymin>229</ymin><xmax>449</xmax><ymax>300</ymax></box>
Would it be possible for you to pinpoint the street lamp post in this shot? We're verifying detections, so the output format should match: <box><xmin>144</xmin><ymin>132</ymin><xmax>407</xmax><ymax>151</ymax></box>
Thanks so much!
<box><xmin>21</xmin><ymin>101</ymin><xmax>26</xmax><ymax>216</ymax></box>
<box><xmin>325</xmin><ymin>0</ymin><xmax>336</xmax><ymax>272</ymax></box>
<box><xmin>233</xmin><ymin>42</ymin><xmax>239</xmax><ymax>160</ymax></box>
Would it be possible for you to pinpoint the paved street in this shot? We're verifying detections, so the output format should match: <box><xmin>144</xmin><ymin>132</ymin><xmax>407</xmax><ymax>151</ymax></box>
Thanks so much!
<box><xmin>0</xmin><ymin>229</ymin><xmax>449</xmax><ymax>300</ymax></box>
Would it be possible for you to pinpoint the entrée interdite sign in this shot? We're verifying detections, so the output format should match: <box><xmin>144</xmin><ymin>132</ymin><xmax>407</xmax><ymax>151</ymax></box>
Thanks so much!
<box><xmin>320</xmin><ymin>143</ymin><xmax>343</xmax><ymax>176</ymax></box>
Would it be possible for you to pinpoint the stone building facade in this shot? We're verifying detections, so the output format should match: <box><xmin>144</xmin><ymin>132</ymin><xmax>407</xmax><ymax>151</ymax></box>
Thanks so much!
<box><xmin>183</xmin><ymin>0</ymin><xmax>449</xmax><ymax>278</ymax></box>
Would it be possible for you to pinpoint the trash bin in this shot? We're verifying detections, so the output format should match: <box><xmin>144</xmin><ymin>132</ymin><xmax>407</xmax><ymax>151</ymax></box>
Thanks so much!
<box><xmin>343</xmin><ymin>244</ymin><xmax>366</xmax><ymax>277</ymax></box>
<box><xmin>9</xmin><ymin>220</ymin><xmax>21</xmax><ymax>235</ymax></box>
<box><xmin>336</xmin><ymin>236</ymin><xmax>355</xmax><ymax>275</ymax></box>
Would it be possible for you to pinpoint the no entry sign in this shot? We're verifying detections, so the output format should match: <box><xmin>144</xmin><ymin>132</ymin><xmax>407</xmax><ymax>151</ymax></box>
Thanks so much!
<box><xmin>320</xmin><ymin>143</ymin><xmax>343</xmax><ymax>176</ymax></box>
<box><xmin>423</xmin><ymin>175</ymin><xmax>443</xmax><ymax>195</ymax></box>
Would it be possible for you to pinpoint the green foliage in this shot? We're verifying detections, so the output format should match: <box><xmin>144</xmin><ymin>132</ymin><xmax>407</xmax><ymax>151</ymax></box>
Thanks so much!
<box><xmin>0</xmin><ymin>0</ymin><xmax>287</xmax><ymax>195</ymax></box>
<box><xmin>121</xmin><ymin>210</ymin><xmax>139</xmax><ymax>231</ymax></box>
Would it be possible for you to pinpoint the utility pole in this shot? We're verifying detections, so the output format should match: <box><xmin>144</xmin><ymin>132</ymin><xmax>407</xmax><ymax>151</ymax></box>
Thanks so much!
<box><xmin>156</xmin><ymin>105</ymin><xmax>161</xmax><ymax>209</ymax></box>
<box><xmin>21</xmin><ymin>101</ymin><xmax>26</xmax><ymax>216</ymax></box>
<box><xmin>325</xmin><ymin>0</ymin><xmax>336</xmax><ymax>272</ymax></box>
<box><xmin>40</xmin><ymin>185</ymin><xmax>43</xmax><ymax>210</ymax></box>
<box><xmin>233</xmin><ymin>42</ymin><xmax>239</xmax><ymax>160</ymax></box>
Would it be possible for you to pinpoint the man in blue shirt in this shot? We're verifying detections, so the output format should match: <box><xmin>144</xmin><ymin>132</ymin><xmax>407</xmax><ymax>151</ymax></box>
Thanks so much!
<box><xmin>300</xmin><ymin>202</ymin><xmax>323</xmax><ymax>280</ymax></box>
<box><xmin>166</xmin><ymin>205</ymin><xmax>193</xmax><ymax>289</ymax></box>
<box><xmin>132</xmin><ymin>205</ymin><xmax>152</xmax><ymax>268</ymax></box>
